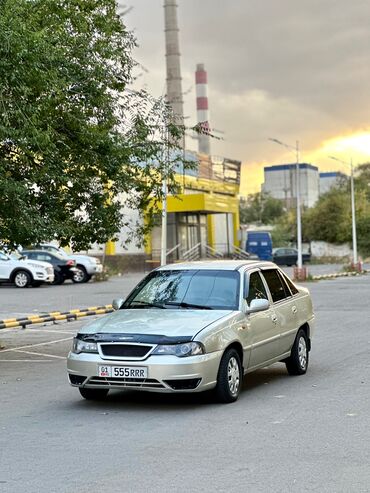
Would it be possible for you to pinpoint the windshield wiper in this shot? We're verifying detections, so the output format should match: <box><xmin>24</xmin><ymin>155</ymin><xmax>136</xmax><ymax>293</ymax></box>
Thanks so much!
<box><xmin>129</xmin><ymin>301</ymin><xmax>167</xmax><ymax>309</ymax></box>
<box><xmin>165</xmin><ymin>301</ymin><xmax>212</xmax><ymax>310</ymax></box>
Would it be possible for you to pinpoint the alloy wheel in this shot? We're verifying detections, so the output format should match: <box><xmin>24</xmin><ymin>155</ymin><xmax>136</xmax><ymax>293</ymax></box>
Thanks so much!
<box><xmin>298</xmin><ymin>336</ymin><xmax>307</xmax><ymax>369</ymax></box>
<box><xmin>227</xmin><ymin>356</ymin><xmax>240</xmax><ymax>396</ymax></box>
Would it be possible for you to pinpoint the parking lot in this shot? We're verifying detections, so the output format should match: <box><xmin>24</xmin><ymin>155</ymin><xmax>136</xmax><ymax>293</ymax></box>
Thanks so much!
<box><xmin>1</xmin><ymin>272</ymin><xmax>370</xmax><ymax>493</ymax></box>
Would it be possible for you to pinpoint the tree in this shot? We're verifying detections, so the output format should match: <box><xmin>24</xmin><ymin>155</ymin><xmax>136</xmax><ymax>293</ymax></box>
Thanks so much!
<box><xmin>239</xmin><ymin>192</ymin><xmax>285</xmax><ymax>225</ymax></box>
<box><xmin>0</xmin><ymin>0</ymin><xmax>187</xmax><ymax>250</ymax></box>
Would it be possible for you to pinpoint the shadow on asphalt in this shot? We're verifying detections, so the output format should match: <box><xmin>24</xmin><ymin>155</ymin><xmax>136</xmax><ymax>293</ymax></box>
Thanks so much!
<box><xmin>65</xmin><ymin>365</ymin><xmax>289</xmax><ymax>411</ymax></box>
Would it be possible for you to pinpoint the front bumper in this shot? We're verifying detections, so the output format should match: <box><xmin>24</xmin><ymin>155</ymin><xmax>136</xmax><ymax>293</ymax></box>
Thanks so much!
<box><xmin>85</xmin><ymin>264</ymin><xmax>103</xmax><ymax>275</ymax></box>
<box><xmin>67</xmin><ymin>350</ymin><xmax>222</xmax><ymax>393</ymax></box>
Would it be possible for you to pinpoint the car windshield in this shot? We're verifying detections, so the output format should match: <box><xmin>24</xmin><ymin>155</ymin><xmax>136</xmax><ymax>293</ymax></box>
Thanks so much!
<box><xmin>10</xmin><ymin>251</ymin><xmax>23</xmax><ymax>260</ymax></box>
<box><xmin>124</xmin><ymin>269</ymin><xmax>240</xmax><ymax>310</ymax></box>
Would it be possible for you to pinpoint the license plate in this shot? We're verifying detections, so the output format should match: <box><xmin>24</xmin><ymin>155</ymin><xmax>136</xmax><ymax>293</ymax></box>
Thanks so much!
<box><xmin>98</xmin><ymin>365</ymin><xmax>148</xmax><ymax>378</ymax></box>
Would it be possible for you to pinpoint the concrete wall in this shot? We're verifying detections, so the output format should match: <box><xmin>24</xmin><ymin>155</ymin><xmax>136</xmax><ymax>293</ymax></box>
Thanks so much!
<box><xmin>310</xmin><ymin>241</ymin><xmax>352</xmax><ymax>258</ymax></box>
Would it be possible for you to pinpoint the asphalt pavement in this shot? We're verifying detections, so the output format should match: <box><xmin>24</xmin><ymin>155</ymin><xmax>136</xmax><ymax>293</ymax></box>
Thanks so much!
<box><xmin>1</xmin><ymin>274</ymin><xmax>370</xmax><ymax>492</ymax></box>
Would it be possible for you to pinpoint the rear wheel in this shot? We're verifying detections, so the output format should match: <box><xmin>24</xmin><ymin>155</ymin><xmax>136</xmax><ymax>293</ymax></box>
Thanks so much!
<box><xmin>72</xmin><ymin>265</ymin><xmax>91</xmax><ymax>283</ymax></box>
<box><xmin>215</xmin><ymin>348</ymin><xmax>242</xmax><ymax>403</ymax></box>
<box><xmin>13</xmin><ymin>270</ymin><xmax>32</xmax><ymax>288</ymax></box>
<box><xmin>285</xmin><ymin>329</ymin><xmax>309</xmax><ymax>375</ymax></box>
<box><xmin>79</xmin><ymin>388</ymin><xmax>109</xmax><ymax>400</ymax></box>
<box><xmin>52</xmin><ymin>271</ymin><xmax>64</xmax><ymax>285</ymax></box>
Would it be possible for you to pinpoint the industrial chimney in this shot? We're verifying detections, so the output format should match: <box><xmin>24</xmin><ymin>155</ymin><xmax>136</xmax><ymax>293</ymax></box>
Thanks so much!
<box><xmin>195</xmin><ymin>63</ymin><xmax>211</xmax><ymax>155</ymax></box>
<box><xmin>164</xmin><ymin>0</ymin><xmax>184</xmax><ymax>147</ymax></box>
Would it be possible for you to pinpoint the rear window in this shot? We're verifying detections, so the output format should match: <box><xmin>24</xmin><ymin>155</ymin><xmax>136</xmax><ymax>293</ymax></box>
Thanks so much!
<box><xmin>261</xmin><ymin>269</ymin><xmax>291</xmax><ymax>303</ymax></box>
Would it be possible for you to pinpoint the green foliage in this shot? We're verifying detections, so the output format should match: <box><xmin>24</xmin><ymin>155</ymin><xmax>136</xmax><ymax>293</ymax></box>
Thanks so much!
<box><xmin>0</xmin><ymin>0</ymin><xmax>191</xmax><ymax>250</ymax></box>
<box><xmin>302</xmin><ymin>188</ymin><xmax>351</xmax><ymax>244</ymax></box>
<box><xmin>240</xmin><ymin>192</ymin><xmax>285</xmax><ymax>225</ymax></box>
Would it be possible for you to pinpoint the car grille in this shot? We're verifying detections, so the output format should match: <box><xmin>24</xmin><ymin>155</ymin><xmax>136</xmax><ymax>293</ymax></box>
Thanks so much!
<box><xmin>86</xmin><ymin>376</ymin><xmax>165</xmax><ymax>389</ymax></box>
<box><xmin>99</xmin><ymin>343</ymin><xmax>154</xmax><ymax>360</ymax></box>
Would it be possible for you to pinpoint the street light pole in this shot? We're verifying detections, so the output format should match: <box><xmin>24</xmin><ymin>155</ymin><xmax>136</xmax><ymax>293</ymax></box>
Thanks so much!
<box><xmin>269</xmin><ymin>138</ymin><xmax>303</xmax><ymax>271</ymax></box>
<box><xmin>350</xmin><ymin>159</ymin><xmax>358</xmax><ymax>265</ymax></box>
<box><xmin>295</xmin><ymin>140</ymin><xmax>303</xmax><ymax>270</ymax></box>
<box><xmin>328</xmin><ymin>155</ymin><xmax>358</xmax><ymax>266</ymax></box>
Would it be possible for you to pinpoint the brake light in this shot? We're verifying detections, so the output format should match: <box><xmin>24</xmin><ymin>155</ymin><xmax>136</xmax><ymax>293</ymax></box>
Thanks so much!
<box><xmin>66</xmin><ymin>260</ymin><xmax>75</xmax><ymax>266</ymax></box>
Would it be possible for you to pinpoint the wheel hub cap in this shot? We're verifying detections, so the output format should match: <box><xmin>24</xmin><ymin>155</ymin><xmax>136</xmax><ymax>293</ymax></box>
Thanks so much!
<box><xmin>16</xmin><ymin>273</ymin><xmax>28</xmax><ymax>287</ymax></box>
<box><xmin>298</xmin><ymin>337</ymin><xmax>307</xmax><ymax>369</ymax></box>
<box><xmin>227</xmin><ymin>357</ymin><xmax>240</xmax><ymax>396</ymax></box>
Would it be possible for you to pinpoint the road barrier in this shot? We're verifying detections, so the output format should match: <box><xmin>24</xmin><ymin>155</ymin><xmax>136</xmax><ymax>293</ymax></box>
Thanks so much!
<box><xmin>0</xmin><ymin>305</ymin><xmax>113</xmax><ymax>330</ymax></box>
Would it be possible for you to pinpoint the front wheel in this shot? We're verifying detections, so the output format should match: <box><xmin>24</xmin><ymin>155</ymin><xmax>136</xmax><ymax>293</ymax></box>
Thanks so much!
<box><xmin>285</xmin><ymin>329</ymin><xmax>309</xmax><ymax>375</ymax></box>
<box><xmin>79</xmin><ymin>388</ymin><xmax>109</xmax><ymax>400</ymax></box>
<box><xmin>215</xmin><ymin>348</ymin><xmax>243</xmax><ymax>403</ymax></box>
<box><xmin>13</xmin><ymin>270</ymin><xmax>32</xmax><ymax>288</ymax></box>
<box><xmin>72</xmin><ymin>266</ymin><xmax>91</xmax><ymax>283</ymax></box>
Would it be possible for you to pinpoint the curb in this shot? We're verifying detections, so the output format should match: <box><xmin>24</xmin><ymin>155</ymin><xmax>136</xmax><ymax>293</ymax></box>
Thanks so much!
<box><xmin>311</xmin><ymin>270</ymin><xmax>369</xmax><ymax>281</ymax></box>
<box><xmin>0</xmin><ymin>305</ymin><xmax>113</xmax><ymax>330</ymax></box>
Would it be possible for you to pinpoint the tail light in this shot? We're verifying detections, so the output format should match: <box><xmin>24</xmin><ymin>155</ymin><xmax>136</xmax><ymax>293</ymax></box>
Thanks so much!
<box><xmin>66</xmin><ymin>260</ymin><xmax>75</xmax><ymax>266</ymax></box>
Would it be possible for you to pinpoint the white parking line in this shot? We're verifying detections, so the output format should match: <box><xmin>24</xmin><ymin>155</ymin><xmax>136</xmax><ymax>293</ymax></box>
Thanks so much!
<box><xmin>13</xmin><ymin>349</ymin><xmax>66</xmax><ymax>360</ymax></box>
<box><xmin>0</xmin><ymin>336</ymin><xmax>73</xmax><ymax>353</ymax></box>
<box><xmin>0</xmin><ymin>359</ymin><xmax>57</xmax><ymax>363</ymax></box>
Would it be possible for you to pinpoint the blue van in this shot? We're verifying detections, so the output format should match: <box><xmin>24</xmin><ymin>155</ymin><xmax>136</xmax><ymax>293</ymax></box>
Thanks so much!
<box><xmin>245</xmin><ymin>231</ymin><xmax>273</xmax><ymax>261</ymax></box>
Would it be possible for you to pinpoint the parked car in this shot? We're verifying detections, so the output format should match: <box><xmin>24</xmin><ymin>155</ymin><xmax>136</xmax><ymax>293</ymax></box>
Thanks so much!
<box><xmin>34</xmin><ymin>244</ymin><xmax>102</xmax><ymax>283</ymax></box>
<box><xmin>67</xmin><ymin>260</ymin><xmax>315</xmax><ymax>403</ymax></box>
<box><xmin>0</xmin><ymin>251</ymin><xmax>54</xmax><ymax>288</ymax></box>
<box><xmin>272</xmin><ymin>248</ymin><xmax>311</xmax><ymax>267</ymax></box>
<box><xmin>245</xmin><ymin>231</ymin><xmax>273</xmax><ymax>261</ymax></box>
<box><xmin>22</xmin><ymin>250</ymin><xmax>77</xmax><ymax>285</ymax></box>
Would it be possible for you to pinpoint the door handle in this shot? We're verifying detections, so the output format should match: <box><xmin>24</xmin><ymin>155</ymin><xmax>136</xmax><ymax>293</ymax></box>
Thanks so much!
<box><xmin>292</xmin><ymin>306</ymin><xmax>297</xmax><ymax>314</ymax></box>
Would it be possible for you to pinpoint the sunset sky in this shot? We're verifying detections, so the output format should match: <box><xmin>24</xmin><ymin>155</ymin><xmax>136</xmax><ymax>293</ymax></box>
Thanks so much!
<box><xmin>121</xmin><ymin>0</ymin><xmax>370</xmax><ymax>195</ymax></box>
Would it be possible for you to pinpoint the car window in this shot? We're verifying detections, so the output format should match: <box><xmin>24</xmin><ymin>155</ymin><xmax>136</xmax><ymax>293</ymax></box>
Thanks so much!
<box><xmin>32</xmin><ymin>253</ymin><xmax>53</xmax><ymax>262</ymax></box>
<box><xmin>24</xmin><ymin>252</ymin><xmax>35</xmax><ymax>259</ymax></box>
<box><xmin>246</xmin><ymin>271</ymin><xmax>268</xmax><ymax>305</ymax></box>
<box><xmin>280</xmin><ymin>271</ymin><xmax>299</xmax><ymax>295</ymax></box>
<box><xmin>261</xmin><ymin>269</ymin><xmax>291</xmax><ymax>303</ymax></box>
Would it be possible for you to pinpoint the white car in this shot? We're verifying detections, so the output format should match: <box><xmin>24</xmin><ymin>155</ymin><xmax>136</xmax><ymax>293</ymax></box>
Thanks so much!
<box><xmin>67</xmin><ymin>260</ymin><xmax>315</xmax><ymax>403</ymax></box>
<box><xmin>0</xmin><ymin>251</ymin><xmax>54</xmax><ymax>288</ymax></box>
<box><xmin>34</xmin><ymin>244</ymin><xmax>103</xmax><ymax>283</ymax></box>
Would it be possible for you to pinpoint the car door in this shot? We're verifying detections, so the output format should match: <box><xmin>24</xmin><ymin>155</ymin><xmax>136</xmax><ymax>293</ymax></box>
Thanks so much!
<box><xmin>260</xmin><ymin>268</ymin><xmax>298</xmax><ymax>357</ymax></box>
<box><xmin>0</xmin><ymin>252</ymin><xmax>12</xmax><ymax>280</ymax></box>
<box><xmin>244</xmin><ymin>269</ymin><xmax>281</xmax><ymax>369</ymax></box>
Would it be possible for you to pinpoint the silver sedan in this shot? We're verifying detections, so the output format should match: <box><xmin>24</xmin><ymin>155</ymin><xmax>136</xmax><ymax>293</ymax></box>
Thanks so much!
<box><xmin>67</xmin><ymin>260</ymin><xmax>315</xmax><ymax>403</ymax></box>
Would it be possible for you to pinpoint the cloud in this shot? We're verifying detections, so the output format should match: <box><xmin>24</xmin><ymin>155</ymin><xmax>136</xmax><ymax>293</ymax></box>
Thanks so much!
<box><xmin>122</xmin><ymin>0</ymin><xmax>370</xmax><ymax>172</ymax></box>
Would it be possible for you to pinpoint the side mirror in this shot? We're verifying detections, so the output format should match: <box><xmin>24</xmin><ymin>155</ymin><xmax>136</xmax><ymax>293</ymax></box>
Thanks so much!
<box><xmin>112</xmin><ymin>298</ymin><xmax>125</xmax><ymax>311</ymax></box>
<box><xmin>247</xmin><ymin>298</ymin><xmax>270</xmax><ymax>314</ymax></box>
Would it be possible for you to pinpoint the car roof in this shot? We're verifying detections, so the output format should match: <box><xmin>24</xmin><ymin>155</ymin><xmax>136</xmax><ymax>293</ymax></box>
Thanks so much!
<box><xmin>157</xmin><ymin>260</ymin><xmax>276</xmax><ymax>272</ymax></box>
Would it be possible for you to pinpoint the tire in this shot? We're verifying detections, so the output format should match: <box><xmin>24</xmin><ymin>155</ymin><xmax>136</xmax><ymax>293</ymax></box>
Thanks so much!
<box><xmin>72</xmin><ymin>265</ymin><xmax>90</xmax><ymax>284</ymax></box>
<box><xmin>79</xmin><ymin>387</ymin><xmax>109</xmax><ymax>400</ymax></box>
<box><xmin>32</xmin><ymin>281</ymin><xmax>42</xmax><ymax>287</ymax></box>
<box><xmin>52</xmin><ymin>271</ymin><xmax>64</xmax><ymax>285</ymax></box>
<box><xmin>215</xmin><ymin>348</ymin><xmax>243</xmax><ymax>403</ymax></box>
<box><xmin>13</xmin><ymin>270</ymin><xmax>32</xmax><ymax>288</ymax></box>
<box><xmin>285</xmin><ymin>329</ymin><xmax>309</xmax><ymax>376</ymax></box>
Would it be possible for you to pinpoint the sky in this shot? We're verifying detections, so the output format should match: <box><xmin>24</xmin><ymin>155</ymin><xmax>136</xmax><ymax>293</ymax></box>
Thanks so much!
<box><xmin>121</xmin><ymin>0</ymin><xmax>370</xmax><ymax>195</ymax></box>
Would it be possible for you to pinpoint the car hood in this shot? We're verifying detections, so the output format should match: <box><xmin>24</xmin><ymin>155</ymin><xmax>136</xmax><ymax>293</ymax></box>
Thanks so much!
<box><xmin>69</xmin><ymin>254</ymin><xmax>98</xmax><ymax>263</ymax></box>
<box><xmin>79</xmin><ymin>309</ymin><xmax>233</xmax><ymax>338</ymax></box>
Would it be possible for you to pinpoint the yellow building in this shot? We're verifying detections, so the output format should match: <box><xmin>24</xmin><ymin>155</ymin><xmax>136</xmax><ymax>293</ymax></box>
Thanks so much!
<box><xmin>103</xmin><ymin>151</ymin><xmax>242</xmax><ymax>264</ymax></box>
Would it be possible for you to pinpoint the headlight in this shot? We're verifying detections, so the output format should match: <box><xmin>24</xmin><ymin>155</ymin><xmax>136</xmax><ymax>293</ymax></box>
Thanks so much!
<box><xmin>72</xmin><ymin>338</ymin><xmax>98</xmax><ymax>354</ymax></box>
<box><xmin>152</xmin><ymin>342</ymin><xmax>205</xmax><ymax>358</ymax></box>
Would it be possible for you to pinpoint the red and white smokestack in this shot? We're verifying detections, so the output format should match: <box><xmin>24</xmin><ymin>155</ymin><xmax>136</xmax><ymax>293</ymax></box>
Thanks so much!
<box><xmin>195</xmin><ymin>63</ymin><xmax>211</xmax><ymax>155</ymax></box>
